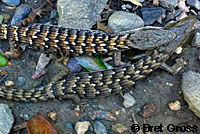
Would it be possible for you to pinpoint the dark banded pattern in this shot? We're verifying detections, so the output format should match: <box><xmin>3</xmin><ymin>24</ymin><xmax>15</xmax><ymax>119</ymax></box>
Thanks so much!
<box><xmin>0</xmin><ymin>16</ymin><xmax>196</xmax><ymax>102</ymax></box>
<box><xmin>0</xmin><ymin>24</ymin><xmax>176</xmax><ymax>55</ymax></box>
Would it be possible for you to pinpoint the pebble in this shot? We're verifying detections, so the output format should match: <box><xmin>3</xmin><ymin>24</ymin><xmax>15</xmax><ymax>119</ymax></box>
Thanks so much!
<box><xmin>141</xmin><ymin>7</ymin><xmax>163</xmax><ymax>25</ymax></box>
<box><xmin>74</xmin><ymin>105</ymin><xmax>80</xmax><ymax>111</ymax></box>
<box><xmin>182</xmin><ymin>71</ymin><xmax>200</xmax><ymax>118</ymax></box>
<box><xmin>121</xmin><ymin>4</ymin><xmax>133</xmax><ymax>10</ymax></box>
<box><xmin>122</xmin><ymin>93</ymin><xmax>136</xmax><ymax>108</ymax></box>
<box><xmin>67</xmin><ymin>58</ymin><xmax>82</xmax><ymax>74</ymax></box>
<box><xmin>23</xmin><ymin>114</ymin><xmax>29</xmax><ymax>120</ymax></box>
<box><xmin>16</xmin><ymin>76</ymin><xmax>26</xmax><ymax>87</ymax></box>
<box><xmin>2</xmin><ymin>0</ymin><xmax>20</xmax><ymax>7</ymax></box>
<box><xmin>135</xmin><ymin>107</ymin><xmax>142</xmax><ymax>114</ymax></box>
<box><xmin>142</xmin><ymin>102</ymin><xmax>157</xmax><ymax>118</ymax></box>
<box><xmin>47</xmin><ymin>112</ymin><xmax>57</xmax><ymax>121</ymax></box>
<box><xmin>0</xmin><ymin>104</ymin><xmax>14</xmax><ymax>134</ymax></box>
<box><xmin>5</xmin><ymin>80</ymin><xmax>14</xmax><ymax>87</ymax></box>
<box><xmin>75</xmin><ymin>121</ymin><xmax>90</xmax><ymax>134</ymax></box>
<box><xmin>57</xmin><ymin>0</ymin><xmax>107</xmax><ymax>29</ymax></box>
<box><xmin>108</xmin><ymin>11</ymin><xmax>144</xmax><ymax>32</ymax></box>
<box><xmin>187</xmin><ymin>0</ymin><xmax>200</xmax><ymax>10</ymax></box>
<box><xmin>94</xmin><ymin>121</ymin><xmax>108</xmax><ymax>134</ymax></box>
<box><xmin>168</xmin><ymin>100</ymin><xmax>181</xmax><ymax>111</ymax></box>
<box><xmin>112</xmin><ymin>123</ymin><xmax>128</xmax><ymax>133</ymax></box>
<box><xmin>10</xmin><ymin>4</ymin><xmax>32</xmax><ymax>25</ymax></box>
<box><xmin>115</xmin><ymin>110</ymin><xmax>121</xmax><ymax>115</ymax></box>
<box><xmin>192</xmin><ymin>32</ymin><xmax>200</xmax><ymax>47</ymax></box>
<box><xmin>88</xmin><ymin>110</ymin><xmax>117</xmax><ymax>121</ymax></box>
<box><xmin>159</xmin><ymin>0</ymin><xmax>178</xmax><ymax>10</ymax></box>
<box><xmin>65</xmin><ymin>122</ymin><xmax>73</xmax><ymax>129</ymax></box>
<box><xmin>175</xmin><ymin>46</ymin><xmax>183</xmax><ymax>54</ymax></box>
<box><xmin>32</xmin><ymin>54</ymin><xmax>50</xmax><ymax>80</ymax></box>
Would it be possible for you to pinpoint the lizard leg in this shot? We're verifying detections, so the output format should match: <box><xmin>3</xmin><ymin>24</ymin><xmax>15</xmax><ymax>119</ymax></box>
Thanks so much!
<box><xmin>129</xmin><ymin>53</ymin><xmax>148</xmax><ymax>60</ymax></box>
<box><xmin>4</xmin><ymin>40</ymin><xmax>23</xmax><ymax>59</ymax></box>
<box><xmin>160</xmin><ymin>58</ymin><xmax>185</xmax><ymax>75</ymax></box>
<box><xmin>114</xmin><ymin>51</ymin><xmax>122</xmax><ymax>66</ymax></box>
<box><xmin>51</xmin><ymin>47</ymin><xmax>70</xmax><ymax>73</ymax></box>
<box><xmin>60</xmin><ymin>94</ymin><xmax>81</xmax><ymax>104</ymax></box>
<box><xmin>49</xmin><ymin>48</ymin><xmax>70</xmax><ymax>83</ymax></box>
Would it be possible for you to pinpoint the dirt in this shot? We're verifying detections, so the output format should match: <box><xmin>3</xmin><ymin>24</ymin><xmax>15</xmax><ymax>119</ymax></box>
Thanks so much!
<box><xmin>0</xmin><ymin>0</ymin><xmax>200</xmax><ymax>134</ymax></box>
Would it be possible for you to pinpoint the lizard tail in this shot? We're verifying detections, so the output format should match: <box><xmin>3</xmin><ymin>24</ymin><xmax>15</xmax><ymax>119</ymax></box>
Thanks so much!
<box><xmin>0</xmin><ymin>24</ymin><xmax>8</xmax><ymax>39</ymax></box>
<box><xmin>0</xmin><ymin>85</ymin><xmax>52</xmax><ymax>102</ymax></box>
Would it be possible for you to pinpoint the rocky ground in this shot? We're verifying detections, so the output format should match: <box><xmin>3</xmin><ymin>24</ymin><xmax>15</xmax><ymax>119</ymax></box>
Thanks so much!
<box><xmin>0</xmin><ymin>0</ymin><xmax>200</xmax><ymax>134</ymax></box>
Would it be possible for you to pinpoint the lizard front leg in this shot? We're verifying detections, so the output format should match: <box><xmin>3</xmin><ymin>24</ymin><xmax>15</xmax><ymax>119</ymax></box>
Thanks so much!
<box><xmin>160</xmin><ymin>58</ymin><xmax>185</xmax><ymax>75</ymax></box>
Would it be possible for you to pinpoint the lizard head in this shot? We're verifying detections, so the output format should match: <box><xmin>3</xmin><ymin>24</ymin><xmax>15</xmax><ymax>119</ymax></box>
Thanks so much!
<box><xmin>158</xmin><ymin>16</ymin><xmax>196</xmax><ymax>54</ymax></box>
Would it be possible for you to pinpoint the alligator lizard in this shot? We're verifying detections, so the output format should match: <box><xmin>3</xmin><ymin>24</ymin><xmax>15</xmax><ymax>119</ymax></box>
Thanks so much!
<box><xmin>0</xmin><ymin>23</ymin><xmax>176</xmax><ymax>55</ymax></box>
<box><xmin>0</xmin><ymin>16</ymin><xmax>196</xmax><ymax>102</ymax></box>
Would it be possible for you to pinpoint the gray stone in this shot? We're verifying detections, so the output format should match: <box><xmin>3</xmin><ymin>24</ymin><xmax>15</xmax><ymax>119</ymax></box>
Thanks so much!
<box><xmin>16</xmin><ymin>76</ymin><xmax>26</xmax><ymax>87</ymax></box>
<box><xmin>94</xmin><ymin>121</ymin><xmax>108</xmax><ymax>134</ymax></box>
<box><xmin>75</xmin><ymin>121</ymin><xmax>90</xmax><ymax>134</ymax></box>
<box><xmin>182</xmin><ymin>71</ymin><xmax>200</xmax><ymax>118</ymax></box>
<box><xmin>192</xmin><ymin>32</ymin><xmax>200</xmax><ymax>47</ymax></box>
<box><xmin>141</xmin><ymin>7</ymin><xmax>163</xmax><ymax>25</ymax></box>
<box><xmin>187</xmin><ymin>0</ymin><xmax>200</xmax><ymax>10</ymax></box>
<box><xmin>108</xmin><ymin>11</ymin><xmax>144</xmax><ymax>32</ymax></box>
<box><xmin>123</xmin><ymin>93</ymin><xmax>136</xmax><ymax>108</ymax></box>
<box><xmin>57</xmin><ymin>0</ymin><xmax>107</xmax><ymax>29</ymax></box>
<box><xmin>0</xmin><ymin>104</ymin><xmax>14</xmax><ymax>134</ymax></box>
<box><xmin>2</xmin><ymin>0</ymin><xmax>20</xmax><ymax>6</ymax></box>
<box><xmin>112</xmin><ymin>123</ymin><xmax>128</xmax><ymax>133</ymax></box>
<box><xmin>10</xmin><ymin>4</ymin><xmax>32</xmax><ymax>25</ymax></box>
<box><xmin>159</xmin><ymin>0</ymin><xmax>178</xmax><ymax>10</ymax></box>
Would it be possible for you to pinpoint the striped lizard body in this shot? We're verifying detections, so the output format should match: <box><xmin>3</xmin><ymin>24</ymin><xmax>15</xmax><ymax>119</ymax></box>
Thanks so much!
<box><xmin>0</xmin><ymin>24</ymin><xmax>176</xmax><ymax>55</ymax></box>
<box><xmin>0</xmin><ymin>16</ymin><xmax>196</xmax><ymax>102</ymax></box>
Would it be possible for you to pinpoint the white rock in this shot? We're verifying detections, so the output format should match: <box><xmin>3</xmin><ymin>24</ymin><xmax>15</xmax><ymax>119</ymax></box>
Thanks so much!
<box><xmin>108</xmin><ymin>11</ymin><xmax>144</xmax><ymax>32</ymax></box>
<box><xmin>123</xmin><ymin>93</ymin><xmax>136</xmax><ymax>108</ymax></box>
<box><xmin>75</xmin><ymin>121</ymin><xmax>90</xmax><ymax>134</ymax></box>
<box><xmin>0</xmin><ymin>104</ymin><xmax>14</xmax><ymax>134</ymax></box>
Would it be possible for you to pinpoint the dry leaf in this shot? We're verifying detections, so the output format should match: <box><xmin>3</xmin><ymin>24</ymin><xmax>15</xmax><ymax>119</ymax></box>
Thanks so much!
<box><xmin>122</xmin><ymin>0</ymin><xmax>142</xmax><ymax>6</ymax></box>
<box><xmin>27</xmin><ymin>113</ymin><xmax>57</xmax><ymax>134</ymax></box>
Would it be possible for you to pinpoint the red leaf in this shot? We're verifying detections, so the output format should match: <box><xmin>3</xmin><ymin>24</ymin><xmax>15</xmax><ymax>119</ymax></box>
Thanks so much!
<box><xmin>27</xmin><ymin>113</ymin><xmax>57</xmax><ymax>134</ymax></box>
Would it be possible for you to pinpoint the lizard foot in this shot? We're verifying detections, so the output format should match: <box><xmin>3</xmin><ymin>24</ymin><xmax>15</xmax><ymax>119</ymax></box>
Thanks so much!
<box><xmin>160</xmin><ymin>58</ymin><xmax>185</xmax><ymax>75</ymax></box>
<box><xmin>50</xmin><ymin>54</ymin><xmax>70</xmax><ymax>83</ymax></box>
<box><xmin>50</xmin><ymin>48</ymin><xmax>70</xmax><ymax>74</ymax></box>
<box><xmin>129</xmin><ymin>53</ymin><xmax>148</xmax><ymax>60</ymax></box>
<box><xmin>4</xmin><ymin>40</ymin><xmax>23</xmax><ymax>59</ymax></box>
<box><xmin>60</xmin><ymin>94</ymin><xmax>81</xmax><ymax>104</ymax></box>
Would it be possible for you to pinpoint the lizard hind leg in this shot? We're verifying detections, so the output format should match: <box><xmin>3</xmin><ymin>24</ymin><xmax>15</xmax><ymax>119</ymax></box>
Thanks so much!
<box><xmin>49</xmin><ymin>47</ymin><xmax>70</xmax><ymax>83</ymax></box>
<box><xmin>4</xmin><ymin>40</ymin><xmax>24</xmax><ymax>59</ymax></box>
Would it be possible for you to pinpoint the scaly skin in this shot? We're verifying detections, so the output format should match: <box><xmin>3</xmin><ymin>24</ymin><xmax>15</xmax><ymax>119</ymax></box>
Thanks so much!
<box><xmin>0</xmin><ymin>16</ymin><xmax>196</xmax><ymax>102</ymax></box>
<box><xmin>0</xmin><ymin>23</ymin><xmax>176</xmax><ymax>55</ymax></box>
